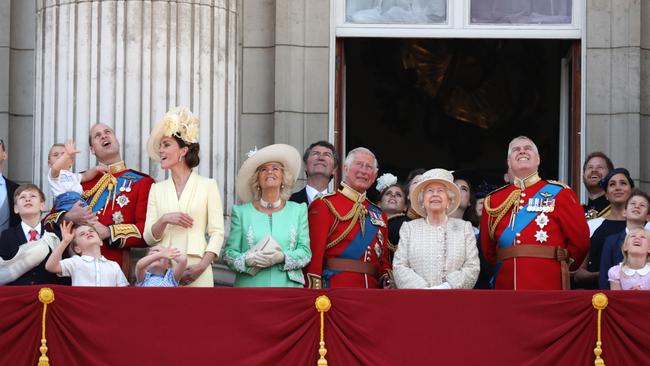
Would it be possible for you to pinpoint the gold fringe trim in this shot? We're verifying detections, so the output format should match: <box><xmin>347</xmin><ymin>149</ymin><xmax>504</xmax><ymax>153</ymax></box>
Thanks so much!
<box><xmin>322</xmin><ymin>198</ymin><xmax>366</xmax><ymax>249</ymax></box>
<box><xmin>37</xmin><ymin>288</ymin><xmax>55</xmax><ymax>366</ymax></box>
<box><xmin>592</xmin><ymin>293</ymin><xmax>608</xmax><ymax>366</ymax></box>
<box><xmin>82</xmin><ymin>173</ymin><xmax>117</xmax><ymax>211</ymax></box>
<box><xmin>315</xmin><ymin>295</ymin><xmax>332</xmax><ymax>365</ymax></box>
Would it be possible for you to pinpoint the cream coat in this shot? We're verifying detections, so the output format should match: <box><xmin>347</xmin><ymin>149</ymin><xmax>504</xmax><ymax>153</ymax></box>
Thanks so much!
<box><xmin>393</xmin><ymin>217</ymin><xmax>479</xmax><ymax>289</ymax></box>
<box><xmin>144</xmin><ymin>171</ymin><xmax>224</xmax><ymax>287</ymax></box>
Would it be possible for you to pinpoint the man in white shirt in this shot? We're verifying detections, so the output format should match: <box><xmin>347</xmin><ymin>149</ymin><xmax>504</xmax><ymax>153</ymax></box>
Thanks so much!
<box><xmin>290</xmin><ymin>141</ymin><xmax>338</xmax><ymax>205</ymax></box>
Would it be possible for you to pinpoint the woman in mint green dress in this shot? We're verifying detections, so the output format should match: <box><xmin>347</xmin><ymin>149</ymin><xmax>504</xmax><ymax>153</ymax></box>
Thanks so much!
<box><xmin>224</xmin><ymin>144</ymin><xmax>311</xmax><ymax>287</ymax></box>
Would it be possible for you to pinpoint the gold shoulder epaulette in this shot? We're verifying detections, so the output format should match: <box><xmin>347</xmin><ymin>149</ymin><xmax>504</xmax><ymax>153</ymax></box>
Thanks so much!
<box><xmin>547</xmin><ymin>180</ymin><xmax>570</xmax><ymax>189</ymax></box>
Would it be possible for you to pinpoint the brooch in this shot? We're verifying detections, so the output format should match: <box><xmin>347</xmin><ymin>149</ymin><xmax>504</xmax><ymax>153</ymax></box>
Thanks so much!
<box><xmin>112</xmin><ymin>211</ymin><xmax>124</xmax><ymax>224</ymax></box>
<box><xmin>116</xmin><ymin>195</ymin><xmax>130</xmax><ymax>208</ymax></box>
<box><xmin>534</xmin><ymin>230</ymin><xmax>549</xmax><ymax>243</ymax></box>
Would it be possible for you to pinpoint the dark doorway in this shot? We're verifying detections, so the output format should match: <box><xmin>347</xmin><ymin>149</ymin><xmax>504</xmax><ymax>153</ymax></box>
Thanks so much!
<box><xmin>344</xmin><ymin>38</ymin><xmax>574</xmax><ymax>192</ymax></box>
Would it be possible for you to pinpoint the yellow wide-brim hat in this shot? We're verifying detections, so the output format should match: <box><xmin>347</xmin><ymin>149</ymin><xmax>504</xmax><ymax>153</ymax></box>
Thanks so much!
<box><xmin>147</xmin><ymin>106</ymin><xmax>200</xmax><ymax>161</ymax></box>
<box><xmin>410</xmin><ymin>168</ymin><xmax>461</xmax><ymax>217</ymax></box>
<box><xmin>235</xmin><ymin>144</ymin><xmax>302</xmax><ymax>203</ymax></box>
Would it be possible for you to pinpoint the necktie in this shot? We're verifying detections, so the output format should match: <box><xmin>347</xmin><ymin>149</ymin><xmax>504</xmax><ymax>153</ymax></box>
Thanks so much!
<box><xmin>29</xmin><ymin>229</ymin><xmax>38</xmax><ymax>241</ymax></box>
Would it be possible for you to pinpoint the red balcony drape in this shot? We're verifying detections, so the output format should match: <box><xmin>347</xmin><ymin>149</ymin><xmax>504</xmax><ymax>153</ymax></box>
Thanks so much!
<box><xmin>1</xmin><ymin>287</ymin><xmax>648</xmax><ymax>366</ymax></box>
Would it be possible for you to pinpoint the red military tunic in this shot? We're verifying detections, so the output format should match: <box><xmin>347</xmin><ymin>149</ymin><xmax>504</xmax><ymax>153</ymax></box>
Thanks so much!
<box><xmin>44</xmin><ymin>162</ymin><xmax>154</xmax><ymax>273</ymax></box>
<box><xmin>480</xmin><ymin>174</ymin><xmax>590</xmax><ymax>290</ymax></box>
<box><xmin>305</xmin><ymin>183</ymin><xmax>393</xmax><ymax>288</ymax></box>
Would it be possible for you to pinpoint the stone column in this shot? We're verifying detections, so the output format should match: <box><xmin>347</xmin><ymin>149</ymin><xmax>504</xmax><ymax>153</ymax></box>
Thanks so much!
<box><xmin>585</xmin><ymin>0</ymin><xmax>642</xmax><ymax>184</ymax></box>
<box><xmin>34</xmin><ymin>0</ymin><xmax>238</xmax><ymax>208</ymax></box>
<box><xmin>238</xmin><ymin>0</ymin><xmax>330</xmax><ymax>188</ymax></box>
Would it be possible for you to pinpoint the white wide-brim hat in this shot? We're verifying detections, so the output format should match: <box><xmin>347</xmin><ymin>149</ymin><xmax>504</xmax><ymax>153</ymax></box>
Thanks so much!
<box><xmin>235</xmin><ymin>144</ymin><xmax>302</xmax><ymax>203</ymax></box>
<box><xmin>147</xmin><ymin>106</ymin><xmax>200</xmax><ymax>162</ymax></box>
<box><xmin>410</xmin><ymin>168</ymin><xmax>461</xmax><ymax>217</ymax></box>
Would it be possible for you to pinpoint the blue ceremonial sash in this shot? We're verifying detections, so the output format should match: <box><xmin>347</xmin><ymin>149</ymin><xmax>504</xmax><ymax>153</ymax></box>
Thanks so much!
<box><xmin>490</xmin><ymin>183</ymin><xmax>562</xmax><ymax>288</ymax></box>
<box><xmin>323</xmin><ymin>207</ymin><xmax>380</xmax><ymax>288</ymax></box>
<box><xmin>87</xmin><ymin>171</ymin><xmax>145</xmax><ymax>214</ymax></box>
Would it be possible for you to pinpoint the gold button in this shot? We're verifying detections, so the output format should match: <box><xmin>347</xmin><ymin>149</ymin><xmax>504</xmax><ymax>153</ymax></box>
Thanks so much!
<box><xmin>519</xmin><ymin>206</ymin><xmax>523</xmax><ymax>210</ymax></box>
<box><xmin>521</xmin><ymin>193</ymin><xmax>526</xmax><ymax>197</ymax></box>
<box><xmin>516</xmin><ymin>233</ymin><xmax>521</xmax><ymax>237</ymax></box>
<box><xmin>516</xmin><ymin>240</ymin><xmax>521</xmax><ymax>244</ymax></box>
<box><xmin>519</xmin><ymin>200</ymin><xmax>525</xmax><ymax>204</ymax></box>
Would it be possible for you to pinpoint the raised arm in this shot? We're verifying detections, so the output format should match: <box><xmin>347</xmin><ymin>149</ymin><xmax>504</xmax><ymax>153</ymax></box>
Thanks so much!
<box><xmin>45</xmin><ymin>221</ymin><xmax>74</xmax><ymax>275</ymax></box>
<box><xmin>50</xmin><ymin>140</ymin><xmax>78</xmax><ymax>178</ymax></box>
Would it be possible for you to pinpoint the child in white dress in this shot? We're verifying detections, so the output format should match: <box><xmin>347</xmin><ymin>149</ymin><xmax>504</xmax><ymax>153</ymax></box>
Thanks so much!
<box><xmin>608</xmin><ymin>228</ymin><xmax>650</xmax><ymax>290</ymax></box>
<box><xmin>47</xmin><ymin>140</ymin><xmax>107</xmax><ymax>211</ymax></box>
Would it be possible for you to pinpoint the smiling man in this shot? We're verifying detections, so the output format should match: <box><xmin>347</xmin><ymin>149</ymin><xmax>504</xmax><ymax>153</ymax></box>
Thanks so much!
<box><xmin>582</xmin><ymin>152</ymin><xmax>614</xmax><ymax>219</ymax></box>
<box><xmin>43</xmin><ymin>123</ymin><xmax>155</xmax><ymax>277</ymax></box>
<box><xmin>480</xmin><ymin>136</ymin><xmax>590</xmax><ymax>290</ymax></box>
<box><xmin>304</xmin><ymin>147</ymin><xmax>394</xmax><ymax>289</ymax></box>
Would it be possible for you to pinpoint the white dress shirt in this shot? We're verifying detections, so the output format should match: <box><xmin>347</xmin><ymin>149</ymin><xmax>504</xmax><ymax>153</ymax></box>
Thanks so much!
<box><xmin>21</xmin><ymin>222</ymin><xmax>42</xmax><ymax>242</ymax></box>
<box><xmin>305</xmin><ymin>184</ymin><xmax>329</xmax><ymax>204</ymax></box>
<box><xmin>59</xmin><ymin>255</ymin><xmax>129</xmax><ymax>286</ymax></box>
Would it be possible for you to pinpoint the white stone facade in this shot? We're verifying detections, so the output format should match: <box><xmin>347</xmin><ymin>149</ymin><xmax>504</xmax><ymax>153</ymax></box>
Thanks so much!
<box><xmin>0</xmin><ymin>0</ymin><xmax>648</xmax><ymax>194</ymax></box>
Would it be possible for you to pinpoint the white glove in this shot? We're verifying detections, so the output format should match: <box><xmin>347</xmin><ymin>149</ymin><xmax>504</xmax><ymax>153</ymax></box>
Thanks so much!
<box><xmin>245</xmin><ymin>251</ymin><xmax>274</xmax><ymax>268</ymax></box>
<box><xmin>262</xmin><ymin>249</ymin><xmax>285</xmax><ymax>266</ymax></box>
<box><xmin>245</xmin><ymin>251</ymin><xmax>257</xmax><ymax>267</ymax></box>
<box><xmin>430</xmin><ymin>282</ymin><xmax>451</xmax><ymax>290</ymax></box>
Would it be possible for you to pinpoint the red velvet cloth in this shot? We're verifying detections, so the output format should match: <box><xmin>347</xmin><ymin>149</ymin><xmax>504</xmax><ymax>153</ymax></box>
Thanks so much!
<box><xmin>1</xmin><ymin>287</ymin><xmax>648</xmax><ymax>366</ymax></box>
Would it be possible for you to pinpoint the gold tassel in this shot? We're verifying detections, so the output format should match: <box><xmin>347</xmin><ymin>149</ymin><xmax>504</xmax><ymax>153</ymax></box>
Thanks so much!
<box><xmin>592</xmin><ymin>293</ymin><xmax>608</xmax><ymax>366</ymax></box>
<box><xmin>315</xmin><ymin>295</ymin><xmax>332</xmax><ymax>366</ymax></box>
<box><xmin>37</xmin><ymin>288</ymin><xmax>55</xmax><ymax>366</ymax></box>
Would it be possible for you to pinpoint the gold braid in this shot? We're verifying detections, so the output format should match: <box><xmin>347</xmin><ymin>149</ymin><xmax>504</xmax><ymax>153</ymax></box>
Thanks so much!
<box><xmin>82</xmin><ymin>173</ymin><xmax>116</xmax><ymax>210</ymax></box>
<box><xmin>484</xmin><ymin>189</ymin><xmax>521</xmax><ymax>241</ymax></box>
<box><xmin>322</xmin><ymin>198</ymin><xmax>367</xmax><ymax>249</ymax></box>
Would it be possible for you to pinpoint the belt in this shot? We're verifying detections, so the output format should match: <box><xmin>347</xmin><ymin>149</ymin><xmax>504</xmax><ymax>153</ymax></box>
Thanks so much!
<box><xmin>497</xmin><ymin>244</ymin><xmax>570</xmax><ymax>290</ymax></box>
<box><xmin>324</xmin><ymin>258</ymin><xmax>378</xmax><ymax>277</ymax></box>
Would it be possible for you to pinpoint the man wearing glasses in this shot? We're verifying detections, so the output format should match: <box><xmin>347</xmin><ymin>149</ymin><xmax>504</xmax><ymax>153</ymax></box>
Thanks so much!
<box><xmin>0</xmin><ymin>139</ymin><xmax>20</xmax><ymax>232</ymax></box>
<box><xmin>290</xmin><ymin>141</ymin><xmax>338</xmax><ymax>205</ymax></box>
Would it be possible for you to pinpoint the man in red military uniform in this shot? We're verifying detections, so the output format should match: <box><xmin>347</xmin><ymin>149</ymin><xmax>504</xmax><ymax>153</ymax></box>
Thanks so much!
<box><xmin>480</xmin><ymin>136</ymin><xmax>590</xmax><ymax>290</ymax></box>
<box><xmin>305</xmin><ymin>147</ymin><xmax>393</xmax><ymax>289</ymax></box>
<box><xmin>44</xmin><ymin>123</ymin><xmax>154</xmax><ymax>276</ymax></box>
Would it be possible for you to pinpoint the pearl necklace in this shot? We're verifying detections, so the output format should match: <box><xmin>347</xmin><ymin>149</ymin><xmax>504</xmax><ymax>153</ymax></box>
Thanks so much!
<box><xmin>260</xmin><ymin>197</ymin><xmax>282</xmax><ymax>209</ymax></box>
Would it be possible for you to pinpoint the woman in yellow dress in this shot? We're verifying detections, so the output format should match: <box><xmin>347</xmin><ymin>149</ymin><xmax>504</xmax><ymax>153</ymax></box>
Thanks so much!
<box><xmin>144</xmin><ymin>107</ymin><xmax>224</xmax><ymax>287</ymax></box>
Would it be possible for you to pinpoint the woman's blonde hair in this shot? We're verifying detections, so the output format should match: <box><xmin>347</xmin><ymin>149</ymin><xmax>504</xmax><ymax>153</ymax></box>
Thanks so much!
<box><xmin>620</xmin><ymin>227</ymin><xmax>650</xmax><ymax>277</ymax></box>
<box><xmin>248</xmin><ymin>162</ymin><xmax>295</xmax><ymax>202</ymax></box>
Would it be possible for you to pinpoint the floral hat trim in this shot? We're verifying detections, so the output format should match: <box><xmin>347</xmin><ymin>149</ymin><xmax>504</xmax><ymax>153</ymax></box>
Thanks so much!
<box><xmin>162</xmin><ymin>106</ymin><xmax>199</xmax><ymax>144</ymax></box>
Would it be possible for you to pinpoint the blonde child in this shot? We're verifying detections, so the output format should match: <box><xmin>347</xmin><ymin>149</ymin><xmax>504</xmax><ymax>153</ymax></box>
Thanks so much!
<box><xmin>45</xmin><ymin>221</ymin><xmax>128</xmax><ymax>286</ymax></box>
<box><xmin>135</xmin><ymin>245</ymin><xmax>187</xmax><ymax>287</ymax></box>
<box><xmin>608</xmin><ymin>227</ymin><xmax>650</xmax><ymax>290</ymax></box>
<box><xmin>48</xmin><ymin>140</ymin><xmax>107</xmax><ymax>211</ymax></box>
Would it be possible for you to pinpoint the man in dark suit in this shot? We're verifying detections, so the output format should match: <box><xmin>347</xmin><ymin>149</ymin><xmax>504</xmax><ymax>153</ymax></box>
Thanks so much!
<box><xmin>290</xmin><ymin>141</ymin><xmax>337</xmax><ymax>205</ymax></box>
<box><xmin>0</xmin><ymin>139</ymin><xmax>20</xmax><ymax>231</ymax></box>
<box><xmin>0</xmin><ymin>184</ymin><xmax>70</xmax><ymax>285</ymax></box>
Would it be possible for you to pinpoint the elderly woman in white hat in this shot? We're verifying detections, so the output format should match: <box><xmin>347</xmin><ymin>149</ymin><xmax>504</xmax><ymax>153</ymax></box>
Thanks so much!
<box><xmin>393</xmin><ymin>169</ymin><xmax>479</xmax><ymax>289</ymax></box>
<box><xmin>143</xmin><ymin>106</ymin><xmax>224</xmax><ymax>287</ymax></box>
<box><xmin>223</xmin><ymin>144</ymin><xmax>311</xmax><ymax>287</ymax></box>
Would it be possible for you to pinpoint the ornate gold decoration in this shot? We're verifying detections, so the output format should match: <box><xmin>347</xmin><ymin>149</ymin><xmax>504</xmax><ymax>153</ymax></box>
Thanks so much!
<box><xmin>106</xmin><ymin>161</ymin><xmax>127</xmax><ymax>174</ymax></box>
<box><xmin>321</xmin><ymin>184</ymin><xmax>370</xmax><ymax>249</ymax></box>
<box><xmin>315</xmin><ymin>295</ymin><xmax>332</xmax><ymax>366</ymax></box>
<box><xmin>110</xmin><ymin>224</ymin><xmax>142</xmax><ymax>248</ymax></box>
<box><xmin>512</xmin><ymin>172</ymin><xmax>541</xmax><ymax>190</ymax></box>
<box><xmin>484</xmin><ymin>189</ymin><xmax>521</xmax><ymax>240</ymax></box>
<box><xmin>82</xmin><ymin>173</ymin><xmax>118</xmax><ymax>210</ymax></box>
<box><xmin>37</xmin><ymin>288</ymin><xmax>55</xmax><ymax>366</ymax></box>
<box><xmin>592</xmin><ymin>293</ymin><xmax>608</xmax><ymax>366</ymax></box>
<box><xmin>307</xmin><ymin>274</ymin><xmax>322</xmax><ymax>289</ymax></box>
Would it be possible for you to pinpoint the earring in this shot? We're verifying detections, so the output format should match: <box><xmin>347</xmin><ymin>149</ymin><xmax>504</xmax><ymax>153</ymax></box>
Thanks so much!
<box><xmin>178</xmin><ymin>155</ymin><xmax>182</xmax><ymax>162</ymax></box>
<box><xmin>281</xmin><ymin>184</ymin><xmax>285</xmax><ymax>189</ymax></box>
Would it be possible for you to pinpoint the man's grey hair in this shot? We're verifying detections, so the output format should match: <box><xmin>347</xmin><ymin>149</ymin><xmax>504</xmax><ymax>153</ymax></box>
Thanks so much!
<box><xmin>343</xmin><ymin>147</ymin><xmax>378</xmax><ymax>172</ymax></box>
<box><xmin>507</xmin><ymin>136</ymin><xmax>539</xmax><ymax>157</ymax></box>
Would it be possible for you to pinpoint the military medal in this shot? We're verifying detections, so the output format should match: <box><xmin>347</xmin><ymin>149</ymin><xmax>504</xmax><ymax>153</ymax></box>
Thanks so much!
<box><xmin>374</xmin><ymin>242</ymin><xmax>383</xmax><ymax>258</ymax></box>
<box><xmin>125</xmin><ymin>180</ymin><xmax>133</xmax><ymax>192</ymax></box>
<box><xmin>369</xmin><ymin>210</ymin><xmax>386</xmax><ymax>227</ymax></box>
<box><xmin>535</xmin><ymin>212</ymin><xmax>549</xmax><ymax>229</ymax></box>
<box><xmin>116</xmin><ymin>195</ymin><xmax>130</xmax><ymax>208</ymax></box>
<box><xmin>112</xmin><ymin>211</ymin><xmax>124</xmax><ymax>224</ymax></box>
<box><xmin>377</xmin><ymin>230</ymin><xmax>384</xmax><ymax>245</ymax></box>
<box><xmin>534</xmin><ymin>230</ymin><xmax>549</xmax><ymax>243</ymax></box>
<box><xmin>119</xmin><ymin>180</ymin><xmax>128</xmax><ymax>192</ymax></box>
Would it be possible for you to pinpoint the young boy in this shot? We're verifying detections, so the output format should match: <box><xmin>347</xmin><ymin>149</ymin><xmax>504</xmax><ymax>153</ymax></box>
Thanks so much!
<box><xmin>45</xmin><ymin>221</ymin><xmax>128</xmax><ymax>286</ymax></box>
<box><xmin>48</xmin><ymin>140</ymin><xmax>107</xmax><ymax>211</ymax></box>
<box><xmin>0</xmin><ymin>184</ymin><xmax>70</xmax><ymax>285</ymax></box>
<box><xmin>599</xmin><ymin>189</ymin><xmax>650</xmax><ymax>289</ymax></box>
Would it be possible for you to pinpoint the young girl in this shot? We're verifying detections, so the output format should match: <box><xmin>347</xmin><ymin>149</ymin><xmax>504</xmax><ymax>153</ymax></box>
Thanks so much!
<box><xmin>608</xmin><ymin>227</ymin><xmax>650</xmax><ymax>290</ymax></box>
<box><xmin>135</xmin><ymin>245</ymin><xmax>187</xmax><ymax>287</ymax></box>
